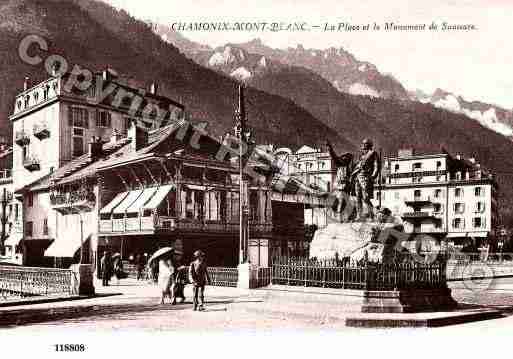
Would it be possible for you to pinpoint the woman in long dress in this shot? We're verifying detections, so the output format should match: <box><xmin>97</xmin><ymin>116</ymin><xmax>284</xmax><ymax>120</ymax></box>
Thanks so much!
<box><xmin>158</xmin><ymin>254</ymin><xmax>175</xmax><ymax>304</ymax></box>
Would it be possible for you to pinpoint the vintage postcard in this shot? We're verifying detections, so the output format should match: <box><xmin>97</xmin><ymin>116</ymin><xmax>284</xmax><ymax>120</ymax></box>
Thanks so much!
<box><xmin>0</xmin><ymin>0</ymin><xmax>511</xmax><ymax>357</ymax></box>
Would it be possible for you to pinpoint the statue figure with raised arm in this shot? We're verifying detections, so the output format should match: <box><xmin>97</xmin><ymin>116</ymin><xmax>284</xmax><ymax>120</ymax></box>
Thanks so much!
<box><xmin>326</xmin><ymin>141</ymin><xmax>353</xmax><ymax>222</ymax></box>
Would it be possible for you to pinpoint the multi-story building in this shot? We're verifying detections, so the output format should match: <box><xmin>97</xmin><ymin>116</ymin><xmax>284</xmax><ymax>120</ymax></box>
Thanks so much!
<box><xmin>288</xmin><ymin>145</ymin><xmax>334</xmax><ymax>192</ymax></box>
<box><xmin>8</xmin><ymin>69</ymin><xmax>185</xmax><ymax>264</ymax></box>
<box><xmin>375</xmin><ymin>148</ymin><xmax>499</xmax><ymax>248</ymax></box>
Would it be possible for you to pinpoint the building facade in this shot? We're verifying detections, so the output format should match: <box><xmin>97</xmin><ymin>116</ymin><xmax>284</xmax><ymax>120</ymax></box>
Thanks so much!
<box><xmin>8</xmin><ymin>69</ymin><xmax>184</xmax><ymax>265</ymax></box>
<box><xmin>375</xmin><ymin>149</ymin><xmax>498</xmax><ymax>248</ymax></box>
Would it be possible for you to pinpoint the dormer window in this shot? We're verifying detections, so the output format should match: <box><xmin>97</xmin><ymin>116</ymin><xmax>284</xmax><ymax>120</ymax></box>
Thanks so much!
<box><xmin>24</xmin><ymin>95</ymin><xmax>30</xmax><ymax>108</ymax></box>
<box><xmin>43</xmin><ymin>86</ymin><xmax>49</xmax><ymax>100</ymax></box>
<box><xmin>33</xmin><ymin>92</ymin><xmax>39</xmax><ymax>103</ymax></box>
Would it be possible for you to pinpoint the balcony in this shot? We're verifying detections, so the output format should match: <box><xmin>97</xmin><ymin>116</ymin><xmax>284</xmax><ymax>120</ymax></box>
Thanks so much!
<box><xmin>404</xmin><ymin>196</ymin><xmax>432</xmax><ymax>207</ymax></box>
<box><xmin>15</xmin><ymin>131</ymin><xmax>30</xmax><ymax>146</ymax></box>
<box><xmin>23</xmin><ymin>156</ymin><xmax>40</xmax><ymax>172</ymax></box>
<box><xmin>99</xmin><ymin>215</ymin><xmax>273</xmax><ymax>236</ymax></box>
<box><xmin>33</xmin><ymin>121</ymin><xmax>50</xmax><ymax>139</ymax></box>
<box><xmin>0</xmin><ymin>169</ymin><xmax>12</xmax><ymax>184</ymax></box>
<box><xmin>402</xmin><ymin>211</ymin><xmax>437</xmax><ymax>220</ymax></box>
<box><xmin>50</xmin><ymin>189</ymin><xmax>96</xmax><ymax>214</ymax></box>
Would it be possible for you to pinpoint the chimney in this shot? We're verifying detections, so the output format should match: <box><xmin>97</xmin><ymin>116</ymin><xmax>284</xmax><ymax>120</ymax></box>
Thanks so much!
<box><xmin>150</xmin><ymin>82</ymin><xmax>158</xmax><ymax>95</ymax></box>
<box><xmin>23</xmin><ymin>77</ymin><xmax>29</xmax><ymax>91</ymax></box>
<box><xmin>110</xmin><ymin>129</ymin><xmax>122</xmax><ymax>144</ymax></box>
<box><xmin>88</xmin><ymin>136</ymin><xmax>103</xmax><ymax>159</ymax></box>
<box><xmin>127</xmin><ymin>119</ymin><xmax>148</xmax><ymax>152</ymax></box>
<box><xmin>102</xmin><ymin>67</ymin><xmax>119</xmax><ymax>83</ymax></box>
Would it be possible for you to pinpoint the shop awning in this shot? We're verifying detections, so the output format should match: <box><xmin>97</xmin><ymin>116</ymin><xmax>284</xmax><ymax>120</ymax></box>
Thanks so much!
<box><xmin>126</xmin><ymin>187</ymin><xmax>159</xmax><ymax>214</ymax></box>
<box><xmin>142</xmin><ymin>184</ymin><xmax>174</xmax><ymax>211</ymax></box>
<box><xmin>112</xmin><ymin>189</ymin><xmax>143</xmax><ymax>214</ymax></box>
<box><xmin>100</xmin><ymin>191</ymin><xmax>129</xmax><ymax>215</ymax></box>
<box><xmin>45</xmin><ymin>234</ymin><xmax>91</xmax><ymax>258</ymax></box>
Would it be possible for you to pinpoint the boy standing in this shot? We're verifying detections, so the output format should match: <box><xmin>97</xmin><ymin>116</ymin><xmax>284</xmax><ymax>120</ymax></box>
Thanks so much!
<box><xmin>188</xmin><ymin>250</ymin><xmax>211</xmax><ymax>311</ymax></box>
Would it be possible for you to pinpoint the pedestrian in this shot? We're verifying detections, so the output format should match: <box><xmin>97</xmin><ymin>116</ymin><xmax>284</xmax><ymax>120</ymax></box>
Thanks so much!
<box><xmin>100</xmin><ymin>250</ymin><xmax>113</xmax><ymax>286</ymax></box>
<box><xmin>188</xmin><ymin>250</ymin><xmax>211</xmax><ymax>311</ymax></box>
<box><xmin>113</xmin><ymin>256</ymin><xmax>126</xmax><ymax>285</ymax></box>
<box><xmin>158</xmin><ymin>251</ymin><xmax>175</xmax><ymax>304</ymax></box>
<box><xmin>135</xmin><ymin>254</ymin><xmax>145</xmax><ymax>280</ymax></box>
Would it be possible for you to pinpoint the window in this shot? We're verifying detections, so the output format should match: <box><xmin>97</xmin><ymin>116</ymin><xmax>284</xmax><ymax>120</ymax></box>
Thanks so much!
<box><xmin>43</xmin><ymin>218</ymin><xmax>49</xmax><ymax>235</ymax></box>
<box><xmin>28</xmin><ymin>192</ymin><xmax>33</xmax><ymax>207</ymax></box>
<box><xmin>73</xmin><ymin>136</ymin><xmax>84</xmax><ymax>157</ymax></box>
<box><xmin>25</xmin><ymin>221</ymin><xmax>33</xmax><ymax>236</ymax></box>
<box><xmin>433</xmin><ymin>203</ymin><xmax>442</xmax><ymax>213</ymax></box>
<box><xmin>434</xmin><ymin>189</ymin><xmax>442</xmax><ymax>198</ymax></box>
<box><xmin>14</xmin><ymin>204</ymin><xmax>19</xmax><ymax>220</ymax></box>
<box><xmin>452</xmin><ymin>218</ymin><xmax>463</xmax><ymax>229</ymax></box>
<box><xmin>436</xmin><ymin>175</ymin><xmax>443</xmax><ymax>182</ymax></box>
<box><xmin>394</xmin><ymin>164</ymin><xmax>399</xmax><ymax>173</ymax></box>
<box><xmin>96</xmin><ymin>110</ymin><xmax>112</xmax><ymax>128</ymax></box>
<box><xmin>69</xmin><ymin>107</ymin><xmax>89</xmax><ymax>128</ymax></box>
<box><xmin>454</xmin><ymin>203</ymin><xmax>465</xmax><ymax>214</ymax></box>
<box><xmin>414</xmin><ymin>190</ymin><xmax>421</xmax><ymax>198</ymax></box>
<box><xmin>412</xmin><ymin>162</ymin><xmax>422</xmax><ymax>170</ymax></box>
<box><xmin>24</xmin><ymin>95</ymin><xmax>30</xmax><ymax>108</ymax></box>
<box><xmin>475</xmin><ymin>202</ymin><xmax>485</xmax><ymax>213</ymax></box>
<box><xmin>436</xmin><ymin>161</ymin><xmax>442</xmax><ymax>169</ymax></box>
<box><xmin>455</xmin><ymin>188</ymin><xmax>463</xmax><ymax>197</ymax></box>
<box><xmin>22</xmin><ymin>145</ymin><xmax>29</xmax><ymax>161</ymax></box>
<box><xmin>412</xmin><ymin>176</ymin><xmax>422</xmax><ymax>183</ymax></box>
<box><xmin>394</xmin><ymin>192</ymin><xmax>400</xmax><ymax>200</ymax></box>
<box><xmin>473</xmin><ymin>217</ymin><xmax>483</xmax><ymax>228</ymax></box>
<box><xmin>475</xmin><ymin>187</ymin><xmax>483</xmax><ymax>197</ymax></box>
<box><xmin>43</xmin><ymin>86</ymin><xmax>49</xmax><ymax>100</ymax></box>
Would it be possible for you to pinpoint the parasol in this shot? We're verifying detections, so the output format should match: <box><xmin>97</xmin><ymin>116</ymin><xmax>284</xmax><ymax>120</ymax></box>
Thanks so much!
<box><xmin>148</xmin><ymin>247</ymin><xmax>182</xmax><ymax>265</ymax></box>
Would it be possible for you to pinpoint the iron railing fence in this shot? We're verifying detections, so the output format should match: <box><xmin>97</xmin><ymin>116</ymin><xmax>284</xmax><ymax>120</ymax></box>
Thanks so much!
<box><xmin>207</xmin><ymin>267</ymin><xmax>239</xmax><ymax>287</ymax></box>
<box><xmin>270</xmin><ymin>256</ymin><xmax>447</xmax><ymax>291</ymax></box>
<box><xmin>0</xmin><ymin>265</ymin><xmax>75</xmax><ymax>301</ymax></box>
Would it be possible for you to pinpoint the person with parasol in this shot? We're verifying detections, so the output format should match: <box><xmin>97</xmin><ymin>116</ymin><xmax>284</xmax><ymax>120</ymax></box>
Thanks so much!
<box><xmin>148</xmin><ymin>247</ymin><xmax>178</xmax><ymax>304</ymax></box>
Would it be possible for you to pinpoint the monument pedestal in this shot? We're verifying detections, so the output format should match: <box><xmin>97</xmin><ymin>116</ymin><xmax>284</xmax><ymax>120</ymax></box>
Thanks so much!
<box><xmin>361</xmin><ymin>288</ymin><xmax>458</xmax><ymax>313</ymax></box>
<box><xmin>70</xmin><ymin>264</ymin><xmax>95</xmax><ymax>296</ymax></box>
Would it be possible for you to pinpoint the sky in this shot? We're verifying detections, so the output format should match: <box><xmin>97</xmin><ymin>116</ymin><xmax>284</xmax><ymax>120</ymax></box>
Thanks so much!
<box><xmin>104</xmin><ymin>0</ymin><xmax>512</xmax><ymax>109</ymax></box>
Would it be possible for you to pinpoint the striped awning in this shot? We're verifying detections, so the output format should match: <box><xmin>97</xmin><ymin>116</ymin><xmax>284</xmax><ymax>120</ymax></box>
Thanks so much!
<box><xmin>100</xmin><ymin>191</ymin><xmax>129</xmax><ymax>214</ymax></box>
<box><xmin>112</xmin><ymin>189</ymin><xmax>144</xmax><ymax>214</ymax></box>
<box><xmin>142</xmin><ymin>184</ymin><xmax>174</xmax><ymax>211</ymax></box>
<box><xmin>126</xmin><ymin>187</ymin><xmax>158</xmax><ymax>214</ymax></box>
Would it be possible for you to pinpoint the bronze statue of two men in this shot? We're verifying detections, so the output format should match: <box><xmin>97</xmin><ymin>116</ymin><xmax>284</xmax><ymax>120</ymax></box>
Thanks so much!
<box><xmin>327</xmin><ymin>138</ymin><xmax>380</xmax><ymax>222</ymax></box>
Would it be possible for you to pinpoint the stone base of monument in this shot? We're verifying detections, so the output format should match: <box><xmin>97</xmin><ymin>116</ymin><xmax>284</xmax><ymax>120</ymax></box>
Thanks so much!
<box><xmin>361</xmin><ymin>288</ymin><xmax>458</xmax><ymax>313</ymax></box>
<box><xmin>258</xmin><ymin>285</ymin><xmax>502</xmax><ymax>328</ymax></box>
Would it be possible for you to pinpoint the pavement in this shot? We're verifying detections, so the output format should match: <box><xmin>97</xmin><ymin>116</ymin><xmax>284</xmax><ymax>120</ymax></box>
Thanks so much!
<box><xmin>1</xmin><ymin>276</ymin><xmax>513</xmax><ymax>331</ymax></box>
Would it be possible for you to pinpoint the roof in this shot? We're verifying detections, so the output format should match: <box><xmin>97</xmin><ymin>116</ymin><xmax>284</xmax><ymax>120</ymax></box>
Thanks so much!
<box><xmin>49</xmin><ymin>121</ymin><xmax>185</xmax><ymax>187</ymax></box>
<box><xmin>15</xmin><ymin>173</ymin><xmax>52</xmax><ymax>193</ymax></box>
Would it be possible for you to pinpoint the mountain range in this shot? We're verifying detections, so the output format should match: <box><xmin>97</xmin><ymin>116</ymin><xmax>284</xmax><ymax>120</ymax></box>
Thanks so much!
<box><xmin>1</xmin><ymin>0</ymin><xmax>513</xmax><ymax>224</ymax></box>
<box><xmin>154</xmin><ymin>25</ymin><xmax>513</xmax><ymax>140</ymax></box>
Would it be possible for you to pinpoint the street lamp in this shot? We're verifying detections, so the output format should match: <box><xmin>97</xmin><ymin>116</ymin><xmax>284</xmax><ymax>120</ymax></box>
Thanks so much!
<box><xmin>234</xmin><ymin>83</ymin><xmax>253</xmax><ymax>265</ymax></box>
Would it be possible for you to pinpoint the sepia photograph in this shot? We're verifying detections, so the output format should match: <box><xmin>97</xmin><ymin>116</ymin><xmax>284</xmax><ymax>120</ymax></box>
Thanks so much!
<box><xmin>0</xmin><ymin>0</ymin><xmax>512</xmax><ymax>357</ymax></box>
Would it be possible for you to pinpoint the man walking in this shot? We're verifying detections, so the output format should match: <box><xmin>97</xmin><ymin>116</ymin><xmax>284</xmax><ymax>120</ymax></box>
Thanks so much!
<box><xmin>100</xmin><ymin>250</ymin><xmax>113</xmax><ymax>286</ymax></box>
<box><xmin>188</xmin><ymin>250</ymin><xmax>211</xmax><ymax>311</ymax></box>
